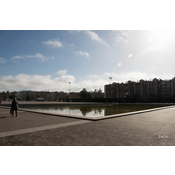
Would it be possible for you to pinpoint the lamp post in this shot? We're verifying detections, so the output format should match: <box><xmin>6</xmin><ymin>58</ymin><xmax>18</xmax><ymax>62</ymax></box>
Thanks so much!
<box><xmin>69</xmin><ymin>82</ymin><xmax>71</xmax><ymax>94</ymax></box>
<box><xmin>108</xmin><ymin>77</ymin><xmax>112</xmax><ymax>99</ymax></box>
<box><xmin>24</xmin><ymin>88</ymin><xmax>26</xmax><ymax>101</ymax></box>
<box><xmin>109</xmin><ymin>77</ymin><xmax>112</xmax><ymax>84</ymax></box>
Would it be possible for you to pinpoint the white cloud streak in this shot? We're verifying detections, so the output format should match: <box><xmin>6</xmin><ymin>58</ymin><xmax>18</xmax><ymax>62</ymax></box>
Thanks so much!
<box><xmin>69</xmin><ymin>30</ymin><xmax>109</xmax><ymax>47</ymax></box>
<box><xmin>42</xmin><ymin>38</ymin><xmax>63</xmax><ymax>48</ymax></box>
<box><xmin>113</xmin><ymin>30</ymin><xmax>130</xmax><ymax>45</ymax></box>
<box><xmin>11</xmin><ymin>53</ymin><xmax>55</xmax><ymax>62</ymax></box>
<box><xmin>75</xmin><ymin>51</ymin><xmax>89</xmax><ymax>58</ymax></box>
<box><xmin>57</xmin><ymin>69</ymin><xmax>67</xmax><ymax>75</ymax></box>
<box><xmin>85</xmin><ymin>30</ymin><xmax>108</xmax><ymax>47</ymax></box>
<box><xmin>12</xmin><ymin>55</ymin><xmax>22</xmax><ymax>59</ymax></box>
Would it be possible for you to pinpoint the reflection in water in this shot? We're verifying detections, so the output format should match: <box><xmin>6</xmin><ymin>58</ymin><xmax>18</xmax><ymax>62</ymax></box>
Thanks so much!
<box><xmin>20</xmin><ymin>104</ymin><xmax>170</xmax><ymax>118</ymax></box>
<box><xmin>79</xmin><ymin>106</ymin><xmax>103</xmax><ymax>116</ymax></box>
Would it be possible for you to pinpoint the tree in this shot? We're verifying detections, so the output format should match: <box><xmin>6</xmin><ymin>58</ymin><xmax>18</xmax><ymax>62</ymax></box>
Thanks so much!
<box><xmin>94</xmin><ymin>88</ymin><xmax>102</xmax><ymax>98</ymax></box>
<box><xmin>6</xmin><ymin>91</ymin><xmax>10</xmax><ymax>98</ymax></box>
<box><xmin>1</xmin><ymin>91</ymin><xmax>7</xmax><ymax>100</ymax></box>
<box><xmin>9</xmin><ymin>92</ymin><xmax>17</xmax><ymax>100</ymax></box>
<box><xmin>80</xmin><ymin>88</ymin><xmax>87</xmax><ymax>99</ymax></box>
<box><xmin>80</xmin><ymin>88</ymin><xmax>94</xmax><ymax>100</ymax></box>
<box><xmin>65</xmin><ymin>93</ymin><xmax>72</xmax><ymax>102</ymax></box>
<box><xmin>26</xmin><ymin>94</ymin><xmax>30</xmax><ymax>101</ymax></box>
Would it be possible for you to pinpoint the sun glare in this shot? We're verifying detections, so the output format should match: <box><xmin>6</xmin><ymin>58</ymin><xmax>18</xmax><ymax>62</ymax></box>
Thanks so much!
<box><xmin>147</xmin><ymin>30</ymin><xmax>175</xmax><ymax>50</ymax></box>
<box><xmin>149</xmin><ymin>30</ymin><xmax>175</xmax><ymax>42</ymax></box>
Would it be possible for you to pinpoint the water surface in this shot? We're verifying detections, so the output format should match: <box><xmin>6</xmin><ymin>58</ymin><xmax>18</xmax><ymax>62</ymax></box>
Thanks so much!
<box><xmin>20</xmin><ymin>104</ymin><xmax>171</xmax><ymax>117</ymax></box>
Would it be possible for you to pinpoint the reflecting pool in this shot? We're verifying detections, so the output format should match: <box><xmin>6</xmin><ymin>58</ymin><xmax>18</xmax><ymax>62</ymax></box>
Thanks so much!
<box><xmin>20</xmin><ymin>104</ymin><xmax>171</xmax><ymax>117</ymax></box>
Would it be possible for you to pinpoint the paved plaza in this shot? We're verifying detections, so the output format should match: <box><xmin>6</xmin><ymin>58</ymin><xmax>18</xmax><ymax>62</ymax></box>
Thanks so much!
<box><xmin>0</xmin><ymin>104</ymin><xmax>175</xmax><ymax>146</ymax></box>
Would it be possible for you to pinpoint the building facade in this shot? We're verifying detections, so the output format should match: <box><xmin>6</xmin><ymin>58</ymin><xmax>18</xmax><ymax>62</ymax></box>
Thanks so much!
<box><xmin>104</xmin><ymin>77</ymin><xmax>175</xmax><ymax>99</ymax></box>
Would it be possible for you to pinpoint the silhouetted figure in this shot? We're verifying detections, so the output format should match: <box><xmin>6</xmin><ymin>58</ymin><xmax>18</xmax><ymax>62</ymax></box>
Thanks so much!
<box><xmin>11</xmin><ymin>97</ymin><xmax>18</xmax><ymax>117</ymax></box>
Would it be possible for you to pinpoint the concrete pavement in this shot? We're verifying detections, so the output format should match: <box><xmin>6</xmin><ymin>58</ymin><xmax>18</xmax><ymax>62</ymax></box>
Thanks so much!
<box><xmin>0</xmin><ymin>105</ymin><xmax>175</xmax><ymax>145</ymax></box>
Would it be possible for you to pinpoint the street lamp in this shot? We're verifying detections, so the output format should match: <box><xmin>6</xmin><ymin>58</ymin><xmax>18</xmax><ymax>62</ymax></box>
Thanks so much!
<box><xmin>69</xmin><ymin>82</ymin><xmax>71</xmax><ymax>94</ymax></box>
<box><xmin>24</xmin><ymin>88</ymin><xmax>26</xmax><ymax>101</ymax></box>
<box><xmin>109</xmin><ymin>77</ymin><xmax>112</xmax><ymax>84</ymax></box>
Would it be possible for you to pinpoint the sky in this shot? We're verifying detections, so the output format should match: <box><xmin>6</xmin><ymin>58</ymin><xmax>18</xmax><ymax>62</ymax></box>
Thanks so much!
<box><xmin>1</xmin><ymin>30</ymin><xmax>175</xmax><ymax>92</ymax></box>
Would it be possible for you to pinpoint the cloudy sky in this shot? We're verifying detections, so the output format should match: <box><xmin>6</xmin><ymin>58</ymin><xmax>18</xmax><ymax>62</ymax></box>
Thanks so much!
<box><xmin>1</xmin><ymin>30</ymin><xmax>175</xmax><ymax>92</ymax></box>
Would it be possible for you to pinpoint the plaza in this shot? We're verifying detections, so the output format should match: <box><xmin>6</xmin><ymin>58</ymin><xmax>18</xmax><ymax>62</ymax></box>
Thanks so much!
<box><xmin>0</xmin><ymin>102</ymin><xmax>175</xmax><ymax>146</ymax></box>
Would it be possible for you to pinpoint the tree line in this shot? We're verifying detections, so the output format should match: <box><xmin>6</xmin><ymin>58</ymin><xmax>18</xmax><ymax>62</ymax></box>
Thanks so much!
<box><xmin>0</xmin><ymin>88</ymin><xmax>103</xmax><ymax>101</ymax></box>
<box><xmin>0</xmin><ymin>91</ymin><xmax>16</xmax><ymax>100</ymax></box>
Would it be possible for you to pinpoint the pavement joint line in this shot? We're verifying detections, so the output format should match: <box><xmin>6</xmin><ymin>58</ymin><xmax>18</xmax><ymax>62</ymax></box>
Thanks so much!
<box><xmin>0</xmin><ymin>120</ymin><xmax>92</xmax><ymax>138</ymax></box>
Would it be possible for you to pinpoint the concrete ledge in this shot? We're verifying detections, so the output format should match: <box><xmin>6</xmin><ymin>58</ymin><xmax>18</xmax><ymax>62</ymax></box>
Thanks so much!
<box><xmin>94</xmin><ymin>105</ymin><xmax>175</xmax><ymax>120</ymax></box>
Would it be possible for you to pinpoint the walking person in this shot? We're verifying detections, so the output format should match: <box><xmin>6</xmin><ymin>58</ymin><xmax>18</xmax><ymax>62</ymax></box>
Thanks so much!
<box><xmin>11</xmin><ymin>97</ymin><xmax>18</xmax><ymax>117</ymax></box>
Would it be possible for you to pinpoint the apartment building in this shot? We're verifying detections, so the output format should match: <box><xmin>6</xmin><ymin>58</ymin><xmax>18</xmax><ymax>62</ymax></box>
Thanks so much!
<box><xmin>104</xmin><ymin>77</ymin><xmax>175</xmax><ymax>99</ymax></box>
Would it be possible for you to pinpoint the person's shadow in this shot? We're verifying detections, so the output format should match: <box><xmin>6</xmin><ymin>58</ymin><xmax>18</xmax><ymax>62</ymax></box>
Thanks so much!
<box><xmin>0</xmin><ymin>116</ymin><xmax>7</xmax><ymax>119</ymax></box>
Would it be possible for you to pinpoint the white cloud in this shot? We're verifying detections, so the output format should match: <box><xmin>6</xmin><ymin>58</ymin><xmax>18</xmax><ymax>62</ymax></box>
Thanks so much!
<box><xmin>85</xmin><ymin>30</ymin><xmax>108</xmax><ymax>47</ymax></box>
<box><xmin>0</xmin><ymin>73</ymin><xmax>107</xmax><ymax>92</ymax></box>
<box><xmin>62</xmin><ymin>40</ymin><xmax>74</xmax><ymax>47</ymax></box>
<box><xmin>42</xmin><ymin>38</ymin><xmax>63</xmax><ymax>48</ymax></box>
<box><xmin>1</xmin><ymin>71</ymin><xmax>173</xmax><ymax>93</ymax></box>
<box><xmin>117</xmin><ymin>62</ymin><xmax>122</xmax><ymax>67</ymax></box>
<box><xmin>113</xmin><ymin>30</ymin><xmax>130</xmax><ymax>45</ymax></box>
<box><xmin>0</xmin><ymin>74</ymin><xmax>75</xmax><ymax>92</ymax></box>
<box><xmin>0</xmin><ymin>57</ymin><xmax>6</xmax><ymax>63</ymax></box>
<box><xmin>71</xmin><ymin>30</ymin><xmax>109</xmax><ymax>47</ymax></box>
<box><xmin>75</xmin><ymin>51</ymin><xmax>89</xmax><ymax>58</ymax></box>
<box><xmin>75</xmin><ymin>79</ymin><xmax>108</xmax><ymax>92</ymax></box>
<box><xmin>11</xmin><ymin>53</ymin><xmax>54</xmax><ymax>62</ymax></box>
<box><xmin>119</xmin><ymin>30</ymin><xmax>130</xmax><ymax>38</ymax></box>
<box><xmin>12</xmin><ymin>55</ymin><xmax>22</xmax><ymax>60</ymax></box>
<box><xmin>55</xmin><ymin>75</ymin><xmax>75</xmax><ymax>84</ymax></box>
<box><xmin>112</xmin><ymin>30</ymin><xmax>130</xmax><ymax>35</ymax></box>
<box><xmin>57</xmin><ymin>69</ymin><xmax>67</xmax><ymax>75</ymax></box>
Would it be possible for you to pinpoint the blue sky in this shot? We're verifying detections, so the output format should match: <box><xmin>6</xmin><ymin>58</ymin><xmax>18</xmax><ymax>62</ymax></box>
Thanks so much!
<box><xmin>1</xmin><ymin>30</ymin><xmax>175</xmax><ymax>92</ymax></box>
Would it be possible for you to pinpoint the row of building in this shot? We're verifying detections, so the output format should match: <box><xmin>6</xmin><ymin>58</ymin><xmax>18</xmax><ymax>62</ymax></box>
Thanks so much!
<box><xmin>104</xmin><ymin>77</ymin><xmax>175</xmax><ymax>99</ymax></box>
<box><xmin>9</xmin><ymin>91</ymin><xmax>78</xmax><ymax>101</ymax></box>
<box><xmin>0</xmin><ymin>91</ymin><xmax>62</xmax><ymax>101</ymax></box>
<box><xmin>2</xmin><ymin>78</ymin><xmax>175</xmax><ymax>101</ymax></box>
<box><xmin>0</xmin><ymin>89</ymin><xmax>104</xmax><ymax>101</ymax></box>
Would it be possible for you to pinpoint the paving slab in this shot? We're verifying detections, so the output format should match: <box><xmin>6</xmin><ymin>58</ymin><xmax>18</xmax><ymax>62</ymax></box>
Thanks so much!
<box><xmin>1</xmin><ymin>106</ymin><xmax>175</xmax><ymax>146</ymax></box>
<box><xmin>0</xmin><ymin>107</ymin><xmax>81</xmax><ymax>132</ymax></box>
